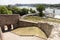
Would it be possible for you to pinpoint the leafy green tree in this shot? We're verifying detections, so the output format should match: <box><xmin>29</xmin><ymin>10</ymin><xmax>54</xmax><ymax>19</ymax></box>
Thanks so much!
<box><xmin>0</xmin><ymin>6</ymin><xmax>12</xmax><ymax>14</ymax></box>
<box><xmin>36</xmin><ymin>5</ymin><xmax>45</xmax><ymax>17</ymax></box>
<box><xmin>6</xmin><ymin>6</ymin><xmax>29</xmax><ymax>16</ymax></box>
<box><xmin>29</xmin><ymin>8</ymin><xmax>36</xmax><ymax>13</ymax></box>
<box><xmin>19</xmin><ymin>8</ymin><xmax>29</xmax><ymax>16</ymax></box>
<box><xmin>7</xmin><ymin>10</ymin><xmax>12</xmax><ymax>14</ymax></box>
<box><xmin>6</xmin><ymin>5</ymin><xmax>12</xmax><ymax>10</ymax></box>
<box><xmin>6</xmin><ymin>6</ymin><xmax>20</xmax><ymax>14</ymax></box>
<box><xmin>10</xmin><ymin>7</ymin><xmax>20</xmax><ymax>14</ymax></box>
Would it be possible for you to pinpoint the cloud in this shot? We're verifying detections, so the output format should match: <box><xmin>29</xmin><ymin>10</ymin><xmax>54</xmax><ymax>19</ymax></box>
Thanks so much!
<box><xmin>0</xmin><ymin>0</ymin><xmax>60</xmax><ymax>5</ymax></box>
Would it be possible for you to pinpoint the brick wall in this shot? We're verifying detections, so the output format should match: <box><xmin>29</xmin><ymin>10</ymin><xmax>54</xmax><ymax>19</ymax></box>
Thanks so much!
<box><xmin>0</xmin><ymin>14</ymin><xmax>54</xmax><ymax>38</ymax></box>
<box><xmin>18</xmin><ymin>20</ymin><xmax>38</xmax><ymax>27</ymax></box>
<box><xmin>0</xmin><ymin>14</ymin><xmax>20</xmax><ymax>25</ymax></box>
<box><xmin>18</xmin><ymin>20</ymin><xmax>53</xmax><ymax>37</ymax></box>
<box><xmin>0</xmin><ymin>14</ymin><xmax>20</xmax><ymax>31</ymax></box>
<box><xmin>38</xmin><ymin>23</ymin><xmax>53</xmax><ymax>37</ymax></box>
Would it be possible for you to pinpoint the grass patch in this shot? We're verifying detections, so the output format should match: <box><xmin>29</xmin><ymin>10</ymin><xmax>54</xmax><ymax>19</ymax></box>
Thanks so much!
<box><xmin>11</xmin><ymin>26</ymin><xmax>47</xmax><ymax>38</ymax></box>
<box><xmin>23</xmin><ymin>16</ymin><xmax>60</xmax><ymax>23</ymax></box>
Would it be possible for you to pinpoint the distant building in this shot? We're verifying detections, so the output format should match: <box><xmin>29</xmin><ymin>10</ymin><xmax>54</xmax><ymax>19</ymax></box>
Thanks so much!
<box><xmin>43</xmin><ymin>10</ymin><xmax>54</xmax><ymax>18</ymax></box>
<box><xmin>44</xmin><ymin>8</ymin><xmax>55</xmax><ymax>18</ymax></box>
<box><xmin>44</xmin><ymin>13</ymin><xmax>54</xmax><ymax>18</ymax></box>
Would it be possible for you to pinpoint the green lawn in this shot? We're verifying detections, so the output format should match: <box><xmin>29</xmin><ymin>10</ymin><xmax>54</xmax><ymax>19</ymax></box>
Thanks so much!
<box><xmin>11</xmin><ymin>26</ymin><xmax>47</xmax><ymax>38</ymax></box>
<box><xmin>23</xmin><ymin>16</ymin><xmax>60</xmax><ymax>23</ymax></box>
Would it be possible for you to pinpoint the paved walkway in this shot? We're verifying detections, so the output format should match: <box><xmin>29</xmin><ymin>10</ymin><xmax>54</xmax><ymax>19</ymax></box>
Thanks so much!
<box><xmin>2</xmin><ymin>32</ymin><xmax>46</xmax><ymax>40</ymax></box>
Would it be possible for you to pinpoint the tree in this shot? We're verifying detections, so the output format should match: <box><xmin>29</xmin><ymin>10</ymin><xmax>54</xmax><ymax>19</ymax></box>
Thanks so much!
<box><xmin>10</xmin><ymin>7</ymin><xmax>20</xmax><ymax>14</ymax></box>
<box><xmin>36</xmin><ymin>5</ymin><xmax>45</xmax><ymax>17</ymax></box>
<box><xmin>0</xmin><ymin>6</ymin><xmax>12</xmax><ymax>14</ymax></box>
<box><xmin>29</xmin><ymin>8</ymin><xmax>36</xmax><ymax>13</ymax></box>
<box><xmin>6</xmin><ymin>6</ymin><xmax>29</xmax><ymax>16</ymax></box>
<box><xmin>7</xmin><ymin>10</ymin><xmax>12</xmax><ymax>14</ymax></box>
<box><xmin>6</xmin><ymin>6</ymin><xmax>20</xmax><ymax>14</ymax></box>
<box><xmin>19</xmin><ymin>8</ymin><xmax>29</xmax><ymax>16</ymax></box>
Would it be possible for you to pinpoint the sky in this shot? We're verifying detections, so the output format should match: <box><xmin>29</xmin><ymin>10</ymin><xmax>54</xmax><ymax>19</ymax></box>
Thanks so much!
<box><xmin>0</xmin><ymin>0</ymin><xmax>60</xmax><ymax>5</ymax></box>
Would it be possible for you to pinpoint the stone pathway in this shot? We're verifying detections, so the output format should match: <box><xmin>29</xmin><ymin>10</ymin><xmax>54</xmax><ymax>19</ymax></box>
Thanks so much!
<box><xmin>2</xmin><ymin>32</ymin><xmax>46</xmax><ymax>40</ymax></box>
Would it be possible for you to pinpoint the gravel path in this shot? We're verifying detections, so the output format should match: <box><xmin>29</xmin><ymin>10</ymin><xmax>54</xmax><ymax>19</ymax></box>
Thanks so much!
<box><xmin>2</xmin><ymin>32</ymin><xmax>46</xmax><ymax>40</ymax></box>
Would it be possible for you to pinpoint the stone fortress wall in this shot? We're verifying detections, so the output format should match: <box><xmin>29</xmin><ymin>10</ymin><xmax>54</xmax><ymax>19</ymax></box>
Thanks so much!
<box><xmin>0</xmin><ymin>14</ymin><xmax>54</xmax><ymax>38</ymax></box>
<box><xmin>18</xmin><ymin>20</ymin><xmax>53</xmax><ymax>37</ymax></box>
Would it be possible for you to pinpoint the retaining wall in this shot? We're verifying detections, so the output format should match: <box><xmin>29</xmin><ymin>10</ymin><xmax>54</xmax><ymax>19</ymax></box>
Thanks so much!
<box><xmin>0</xmin><ymin>14</ymin><xmax>20</xmax><ymax>31</ymax></box>
<box><xmin>0</xmin><ymin>14</ymin><xmax>20</xmax><ymax>25</ymax></box>
<box><xmin>0</xmin><ymin>14</ymin><xmax>54</xmax><ymax>38</ymax></box>
<box><xmin>18</xmin><ymin>20</ymin><xmax>54</xmax><ymax>37</ymax></box>
<box><xmin>38</xmin><ymin>23</ymin><xmax>53</xmax><ymax>37</ymax></box>
<box><xmin>18</xmin><ymin>20</ymin><xmax>38</xmax><ymax>27</ymax></box>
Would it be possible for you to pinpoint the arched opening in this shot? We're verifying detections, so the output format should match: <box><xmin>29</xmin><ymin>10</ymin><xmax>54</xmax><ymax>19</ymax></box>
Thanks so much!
<box><xmin>1</xmin><ymin>24</ymin><xmax>14</xmax><ymax>32</ymax></box>
<box><xmin>4</xmin><ymin>25</ymin><xmax>8</xmax><ymax>31</ymax></box>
